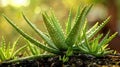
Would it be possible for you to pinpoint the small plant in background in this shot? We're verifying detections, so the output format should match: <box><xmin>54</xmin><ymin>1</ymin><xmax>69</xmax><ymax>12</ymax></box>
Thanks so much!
<box><xmin>26</xmin><ymin>41</ymin><xmax>46</xmax><ymax>56</ymax></box>
<box><xmin>0</xmin><ymin>37</ymin><xmax>27</xmax><ymax>62</ymax></box>
<box><xmin>3</xmin><ymin>4</ymin><xmax>117</xmax><ymax>63</ymax></box>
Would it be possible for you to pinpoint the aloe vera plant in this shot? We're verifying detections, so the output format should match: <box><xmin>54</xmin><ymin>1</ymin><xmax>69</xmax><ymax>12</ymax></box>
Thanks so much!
<box><xmin>27</xmin><ymin>41</ymin><xmax>46</xmax><ymax>56</ymax></box>
<box><xmin>3</xmin><ymin>5</ymin><xmax>117</xmax><ymax>62</ymax></box>
<box><xmin>0</xmin><ymin>37</ymin><xmax>27</xmax><ymax>62</ymax></box>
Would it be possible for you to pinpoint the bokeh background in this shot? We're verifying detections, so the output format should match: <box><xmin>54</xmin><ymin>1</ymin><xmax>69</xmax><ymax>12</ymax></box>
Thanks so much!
<box><xmin>0</xmin><ymin>0</ymin><xmax>120</xmax><ymax>52</ymax></box>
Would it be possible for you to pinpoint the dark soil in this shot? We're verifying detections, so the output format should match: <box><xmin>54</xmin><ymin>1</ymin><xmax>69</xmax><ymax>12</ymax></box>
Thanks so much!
<box><xmin>0</xmin><ymin>54</ymin><xmax>120</xmax><ymax>67</ymax></box>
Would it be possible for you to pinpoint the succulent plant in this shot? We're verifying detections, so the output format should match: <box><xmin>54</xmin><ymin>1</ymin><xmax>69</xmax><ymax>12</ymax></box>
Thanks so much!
<box><xmin>3</xmin><ymin>5</ymin><xmax>117</xmax><ymax>63</ymax></box>
<box><xmin>27</xmin><ymin>41</ymin><xmax>46</xmax><ymax>56</ymax></box>
<box><xmin>0</xmin><ymin>37</ymin><xmax>27</xmax><ymax>62</ymax></box>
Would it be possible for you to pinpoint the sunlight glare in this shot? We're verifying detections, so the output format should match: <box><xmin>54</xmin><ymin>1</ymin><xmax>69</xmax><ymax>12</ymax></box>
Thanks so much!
<box><xmin>10</xmin><ymin>0</ymin><xmax>30</xmax><ymax>7</ymax></box>
<box><xmin>1</xmin><ymin>0</ymin><xmax>9</xmax><ymax>7</ymax></box>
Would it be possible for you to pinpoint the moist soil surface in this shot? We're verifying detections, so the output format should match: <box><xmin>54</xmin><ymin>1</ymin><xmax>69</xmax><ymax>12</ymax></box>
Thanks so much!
<box><xmin>0</xmin><ymin>54</ymin><xmax>120</xmax><ymax>67</ymax></box>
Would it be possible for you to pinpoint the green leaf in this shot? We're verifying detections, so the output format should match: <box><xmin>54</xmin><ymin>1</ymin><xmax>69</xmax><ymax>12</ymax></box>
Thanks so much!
<box><xmin>98</xmin><ymin>32</ymin><xmax>118</xmax><ymax>50</ymax></box>
<box><xmin>3</xmin><ymin>15</ymin><xmax>60</xmax><ymax>54</ymax></box>
<box><xmin>78</xmin><ymin>17</ymin><xmax>111</xmax><ymax>45</ymax></box>
<box><xmin>91</xmin><ymin>34</ymin><xmax>103</xmax><ymax>53</ymax></box>
<box><xmin>97</xmin><ymin>31</ymin><xmax>110</xmax><ymax>50</ymax></box>
<box><xmin>87</xmin><ymin>22</ymin><xmax>99</xmax><ymax>35</ymax></box>
<box><xmin>6</xmin><ymin>42</ymin><xmax>11</xmax><ymax>59</ymax></box>
<box><xmin>42</xmin><ymin>13</ymin><xmax>68</xmax><ymax>50</ymax></box>
<box><xmin>27</xmin><ymin>41</ymin><xmax>42</xmax><ymax>55</ymax></box>
<box><xmin>82</xmin><ymin>24</ymin><xmax>90</xmax><ymax>51</ymax></box>
<box><xmin>78</xmin><ymin>46</ymin><xmax>89</xmax><ymax>53</ymax></box>
<box><xmin>65</xmin><ymin>5</ymin><xmax>92</xmax><ymax>47</ymax></box>
<box><xmin>22</xmin><ymin>13</ymin><xmax>58</xmax><ymax>50</ymax></box>
<box><xmin>12</xmin><ymin>45</ymin><xmax>27</xmax><ymax>57</ymax></box>
<box><xmin>87</xmin><ymin>17</ymin><xmax>111</xmax><ymax>40</ymax></box>
<box><xmin>0</xmin><ymin>48</ymin><xmax>6</xmax><ymax>61</ymax></box>
<box><xmin>51</xmin><ymin>11</ymin><xmax>65</xmax><ymax>41</ymax></box>
<box><xmin>10</xmin><ymin>37</ymin><xmax>20</xmax><ymax>58</ymax></box>
<box><xmin>28</xmin><ymin>42</ymin><xmax>37</xmax><ymax>55</ymax></box>
<box><xmin>66</xmin><ymin>47</ymin><xmax>73</xmax><ymax>56</ymax></box>
<box><xmin>1</xmin><ymin>36</ymin><xmax>6</xmax><ymax>52</ymax></box>
<box><xmin>66</xmin><ymin>9</ymin><xmax>72</xmax><ymax>36</ymax></box>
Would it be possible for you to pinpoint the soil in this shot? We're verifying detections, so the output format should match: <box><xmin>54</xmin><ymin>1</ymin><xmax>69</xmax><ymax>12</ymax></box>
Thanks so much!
<box><xmin>0</xmin><ymin>54</ymin><xmax>120</xmax><ymax>67</ymax></box>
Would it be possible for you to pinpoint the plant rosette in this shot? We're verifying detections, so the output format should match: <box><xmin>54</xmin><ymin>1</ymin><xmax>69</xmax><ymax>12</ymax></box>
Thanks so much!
<box><xmin>1</xmin><ymin>5</ymin><xmax>120</xmax><ymax>67</ymax></box>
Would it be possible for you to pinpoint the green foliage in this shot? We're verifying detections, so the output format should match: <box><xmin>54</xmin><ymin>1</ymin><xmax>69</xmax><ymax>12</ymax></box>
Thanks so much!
<box><xmin>27</xmin><ymin>41</ymin><xmax>45</xmax><ymax>56</ymax></box>
<box><xmin>78</xmin><ymin>30</ymin><xmax>117</xmax><ymax>57</ymax></box>
<box><xmin>3</xmin><ymin>4</ymin><xmax>117</xmax><ymax>61</ymax></box>
<box><xmin>59</xmin><ymin>55</ymin><xmax>69</xmax><ymax>63</ymax></box>
<box><xmin>3</xmin><ymin>14</ymin><xmax>60</xmax><ymax>54</ymax></box>
<box><xmin>42</xmin><ymin>12</ymin><xmax>68</xmax><ymax>50</ymax></box>
<box><xmin>0</xmin><ymin>37</ymin><xmax>27</xmax><ymax>62</ymax></box>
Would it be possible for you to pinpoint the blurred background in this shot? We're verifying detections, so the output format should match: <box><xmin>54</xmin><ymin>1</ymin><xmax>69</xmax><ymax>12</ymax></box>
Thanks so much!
<box><xmin>0</xmin><ymin>0</ymin><xmax>120</xmax><ymax>52</ymax></box>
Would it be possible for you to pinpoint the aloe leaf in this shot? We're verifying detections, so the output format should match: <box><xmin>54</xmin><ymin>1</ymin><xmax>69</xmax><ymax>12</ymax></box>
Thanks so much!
<box><xmin>102</xmin><ymin>50</ymin><xmax>113</xmax><ymax>56</ymax></box>
<box><xmin>66</xmin><ymin>9</ymin><xmax>72</xmax><ymax>35</ymax></box>
<box><xmin>79</xmin><ymin>17</ymin><xmax>111</xmax><ymax>45</ymax></box>
<box><xmin>42</xmin><ymin>13</ymin><xmax>68</xmax><ymax>50</ymax></box>
<box><xmin>92</xmin><ymin>34</ymin><xmax>103</xmax><ymax>53</ymax></box>
<box><xmin>102</xmin><ymin>44</ymin><xmax>109</xmax><ymax>50</ymax></box>
<box><xmin>87</xmin><ymin>17</ymin><xmax>111</xmax><ymax>40</ymax></box>
<box><xmin>78</xmin><ymin>46</ymin><xmax>89</xmax><ymax>53</ymax></box>
<box><xmin>80</xmin><ymin>19</ymin><xmax>89</xmax><ymax>49</ymax></box>
<box><xmin>0</xmin><ymin>48</ymin><xmax>6</xmax><ymax>61</ymax></box>
<box><xmin>105</xmin><ymin>32</ymin><xmax>118</xmax><ymax>45</ymax></box>
<box><xmin>73</xmin><ymin>5</ymin><xmax>81</xmax><ymax>23</ymax></box>
<box><xmin>27</xmin><ymin>41</ymin><xmax>40</xmax><ymax>55</ymax></box>
<box><xmin>66</xmin><ymin>47</ymin><xmax>73</xmax><ymax>56</ymax></box>
<box><xmin>82</xmin><ymin>23</ymin><xmax>90</xmax><ymax>51</ymax></box>
<box><xmin>87</xmin><ymin>22</ymin><xmax>99</xmax><ymax>35</ymax></box>
<box><xmin>81</xmin><ymin>44</ymin><xmax>89</xmax><ymax>51</ymax></box>
<box><xmin>33</xmin><ymin>47</ymin><xmax>40</xmax><ymax>55</ymax></box>
<box><xmin>1</xmin><ymin>37</ymin><xmax>6</xmax><ymax>52</ymax></box>
<box><xmin>65</xmin><ymin>6</ymin><xmax>86</xmax><ymax>47</ymax></box>
<box><xmin>28</xmin><ymin>42</ymin><xmax>37</xmax><ymax>55</ymax></box>
<box><xmin>6</xmin><ymin>42</ymin><xmax>11</xmax><ymax>59</ymax></box>
<box><xmin>3</xmin><ymin>15</ymin><xmax>60</xmax><ymax>54</ymax></box>
<box><xmin>96</xmin><ymin>45</ymin><xmax>112</xmax><ymax>56</ymax></box>
<box><xmin>77</xmin><ymin>19</ymin><xmax>88</xmax><ymax>44</ymax></box>
<box><xmin>22</xmin><ymin>13</ymin><xmax>58</xmax><ymax>50</ymax></box>
<box><xmin>12</xmin><ymin>45</ymin><xmax>27</xmax><ymax>57</ymax></box>
<box><xmin>10</xmin><ymin>37</ymin><xmax>20</xmax><ymax>57</ymax></box>
<box><xmin>51</xmin><ymin>11</ymin><xmax>65</xmax><ymax>41</ymax></box>
<box><xmin>98</xmin><ymin>32</ymin><xmax>118</xmax><ymax>50</ymax></box>
<box><xmin>65</xmin><ymin>5</ymin><xmax>91</xmax><ymax>47</ymax></box>
<box><xmin>98</xmin><ymin>31</ymin><xmax>110</xmax><ymax>50</ymax></box>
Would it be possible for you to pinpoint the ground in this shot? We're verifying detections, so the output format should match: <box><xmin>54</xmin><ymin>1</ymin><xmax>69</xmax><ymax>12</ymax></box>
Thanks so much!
<box><xmin>0</xmin><ymin>53</ymin><xmax>120</xmax><ymax>67</ymax></box>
